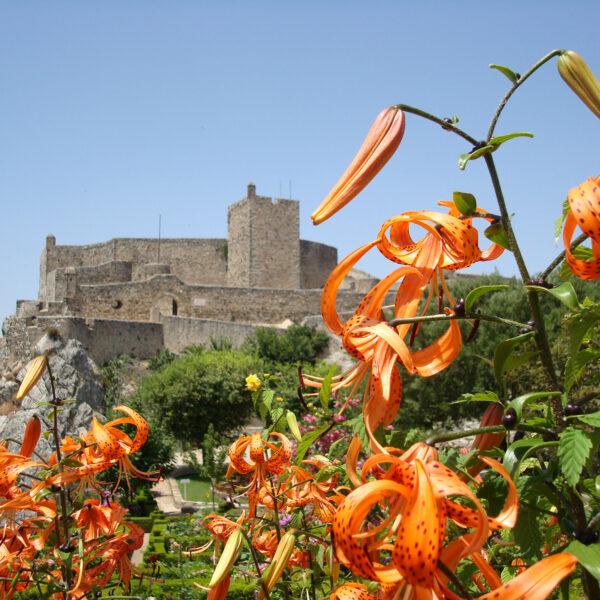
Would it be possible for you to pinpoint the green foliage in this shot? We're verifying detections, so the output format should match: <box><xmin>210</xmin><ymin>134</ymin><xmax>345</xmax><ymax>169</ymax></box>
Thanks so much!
<box><xmin>244</xmin><ymin>324</ymin><xmax>329</xmax><ymax>365</ymax></box>
<box><xmin>100</xmin><ymin>354</ymin><xmax>132</xmax><ymax>410</ymax></box>
<box><xmin>129</xmin><ymin>350</ymin><xmax>261</xmax><ymax>446</ymax></box>
<box><xmin>148</xmin><ymin>348</ymin><xmax>177</xmax><ymax>371</ymax></box>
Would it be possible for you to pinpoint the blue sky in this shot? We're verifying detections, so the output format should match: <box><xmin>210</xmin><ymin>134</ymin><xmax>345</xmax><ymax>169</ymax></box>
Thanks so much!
<box><xmin>1</xmin><ymin>1</ymin><xmax>599</xmax><ymax>328</ymax></box>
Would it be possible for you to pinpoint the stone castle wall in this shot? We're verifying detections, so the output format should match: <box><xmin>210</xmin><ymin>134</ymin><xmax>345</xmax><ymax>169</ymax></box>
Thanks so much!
<box><xmin>227</xmin><ymin>183</ymin><xmax>301</xmax><ymax>289</ymax></box>
<box><xmin>3</xmin><ymin>184</ymin><xmax>371</xmax><ymax>366</ymax></box>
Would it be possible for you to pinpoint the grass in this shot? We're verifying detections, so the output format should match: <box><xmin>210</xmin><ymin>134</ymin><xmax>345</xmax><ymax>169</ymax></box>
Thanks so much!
<box><xmin>176</xmin><ymin>474</ymin><xmax>213</xmax><ymax>502</ymax></box>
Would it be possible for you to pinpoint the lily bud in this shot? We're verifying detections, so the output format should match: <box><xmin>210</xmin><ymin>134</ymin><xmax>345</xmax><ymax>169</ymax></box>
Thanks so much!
<box><xmin>311</xmin><ymin>107</ymin><xmax>405</xmax><ymax>225</ymax></box>
<box><xmin>467</xmin><ymin>402</ymin><xmax>505</xmax><ymax>478</ymax></box>
<box><xmin>259</xmin><ymin>530</ymin><xmax>297</xmax><ymax>599</ymax></box>
<box><xmin>16</xmin><ymin>356</ymin><xmax>47</xmax><ymax>401</ymax></box>
<box><xmin>209</xmin><ymin>528</ymin><xmax>244</xmax><ymax>588</ymax></box>
<box><xmin>558</xmin><ymin>50</ymin><xmax>600</xmax><ymax>119</ymax></box>
<box><xmin>20</xmin><ymin>416</ymin><xmax>41</xmax><ymax>458</ymax></box>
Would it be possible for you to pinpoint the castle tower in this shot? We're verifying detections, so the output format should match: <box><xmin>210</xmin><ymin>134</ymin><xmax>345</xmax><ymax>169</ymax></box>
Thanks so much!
<box><xmin>227</xmin><ymin>183</ymin><xmax>301</xmax><ymax>289</ymax></box>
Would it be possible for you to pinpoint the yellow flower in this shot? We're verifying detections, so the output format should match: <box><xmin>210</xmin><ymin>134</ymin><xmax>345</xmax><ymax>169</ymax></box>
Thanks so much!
<box><xmin>276</xmin><ymin>397</ymin><xmax>283</xmax><ymax>402</ymax></box>
<box><xmin>246</xmin><ymin>374</ymin><xmax>261</xmax><ymax>392</ymax></box>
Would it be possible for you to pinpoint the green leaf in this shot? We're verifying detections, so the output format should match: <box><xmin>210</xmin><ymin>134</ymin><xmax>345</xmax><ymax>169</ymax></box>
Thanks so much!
<box><xmin>506</xmin><ymin>391</ymin><xmax>562</xmax><ymax>421</ymax></box>
<box><xmin>262</xmin><ymin>389</ymin><xmax>274</xmax><ymax>412</ymax></box>
<box><xmin>484</xmin><ymin>223</ymin><xmax>511</xmax><ymax>250</ymax></box>
<box><xmin>565</xmin><ymin>540</ymin><xmax>600</xmax><ymax>581</ymax></box>
<box><xmin>464</xmin><ymin>285</ymin><xmax>509</xmax><ymax>313</ymax></box>
<box><xmin>493</xmin><ymin>331</ymin><xmax>535</xmax><ymax>386</ymax></box>
<box><xmin>524</xmin><ymin>282</ymin><xmax>580</xmax><ymax>312</ymax></box>
<box><xmin>565</xmin><ymin>348</ymin><xmax>600</xmax><ymax>393</ymax></box>
<box><xmin>454</xmin><ymin>391</ymin><xmax>499</xmax><ymax>404</ymax></box>
<box><xmin>295</xmin><ymin>424</ymin><xmax>330</xmax><ymax>464</ymax></box>
<box><xmin>286</xmin><ymin>411</ymin><xmax>302</xmax><ymax>442</ymax></box>
<box><xmin>488</xmin><ymin>132</ymin><xmax>534</xmax><ymax>149</ymax></box>
<box><xmin>458</xmin><ymin>145</ymin><xmax>494</xmax><ymax>170</ymax></box>
<box><xmin>579</xmin><ymin>411</ymin><xmax>600</xmax><ymax>427</ymax></box>
<box><xmin>513</xmin><ymin>504</ymin><xmax>543</xmax><ymax>558</ymax></box>
<box><xmin>567</xmin><ymin>307</ymin><xmax>600</xmax><ymax>355</ymax></box>
<box><xmin>270</xmin><ymin>406</ymin><xmax>284</xmax><ymax>426</ymax></box>
<box><xmin>452</xmin><ymin>191</ymin><xmax>477</xmax><ymax>216</ymax></box>
<box><xmin>555</xmin><ymin>199</ymin><xmax>570</xmax><ymax>243</ymax></box>
<box><xmin>489</xmin><ymin>63</ymin><xmax>518</xmax><ymax>82</ymax></box>
<box><xmin>315</xmin><ymin>465</ymin><xmax>340</xmax><ymax>483</ymax></box>
<box><xmin>60</xmin><ymin>458</ymin><xmax>84</xmax><ymax>468</ymax></box>
<box><xmin>558</xmin><ymin>427</ymin><xmax>592</xmax><ymax>487</ymax></box>
<box><xmin>504</xmin><ymin>438</ymin><xmax>558</xmax><ymax>480</ymax></box>
<box><xmin>560</xmin><ymin>246</ymin><xmax>595</xmax><ymax>281</ymax></box>
<box><xmin>500</xmin><ymin>350</ymin><xmax>537</xmax><ymax>375</ymax></box>
<box><xmin>319</xmin><ymin>365</ymin><xmax>336</xmax><ymax>416</ymax></box>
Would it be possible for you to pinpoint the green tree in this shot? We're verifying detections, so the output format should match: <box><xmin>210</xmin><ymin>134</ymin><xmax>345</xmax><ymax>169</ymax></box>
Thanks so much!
<box><xmin>129</xmin><ymin>349</ymin><xmax>262</xmax><ymax>446</ymax></box>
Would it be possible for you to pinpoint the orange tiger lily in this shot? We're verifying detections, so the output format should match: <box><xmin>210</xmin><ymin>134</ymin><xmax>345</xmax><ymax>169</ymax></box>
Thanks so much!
<box><xmin>334</xmin><ymin>441</ymin><xmax>573</xmax><ymax>599</ymax></box>
<box><xmin>72</xmin><ymin>498</ymin><xmax>128</xmax><ymax>542</ymax></box>
<box><xmin>311</xmin><ymin>107</ymin><xmax>405</xmax><ymax>225</ymax></box>
<box><xmin>227</xmin><ymin>432</ymin><xmax>292</xmax><ymax>517</ymax></box>
<box><xmin>282</xmin><ymin>456</ymin><xmax>340</xmax><ymax>522</ymax></box>
<box><xmin>563</xmin><ymin>174</ymin><xmax>600</xmax><ymax>279</ymax></box>
<box><xmin>88</xmin><ymin>406</ymin><xmax>157</xmax><ymax>490</ymax></box>
<box><xmin>306</xmin><ymin>205</ymin><xmax>500</xmax><ymax>450</ymax></box>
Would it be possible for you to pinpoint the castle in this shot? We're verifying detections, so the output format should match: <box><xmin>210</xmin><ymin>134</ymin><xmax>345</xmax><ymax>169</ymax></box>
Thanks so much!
<box><xmin>2</xmin><ymin>184</ymin><xmax>378</xmax><ymax>365</ymax></box>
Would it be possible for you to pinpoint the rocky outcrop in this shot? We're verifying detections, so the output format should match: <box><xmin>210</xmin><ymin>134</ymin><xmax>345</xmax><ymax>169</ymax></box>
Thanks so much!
<box><xmin>0</xmin><ymin>334</ymin><xmax>105</xmax><ymax>457</ymax></box>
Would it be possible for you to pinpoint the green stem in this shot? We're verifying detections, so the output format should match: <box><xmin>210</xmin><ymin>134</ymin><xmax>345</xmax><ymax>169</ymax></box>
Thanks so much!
<box><xmin>389</xmin><ymin>311</ymin><xmax>527</xmax><ymax>330</ymax></box>
<box><xmin>426</xmin><ymin>424</ymin><xmax>554</xmax><ymax>445</ymax></box>
<box><xmin>541</xmin><ymin>232</ymin><xmax>588</xmax><ymax>280</ymax></box>
<box><xmin>487</xmin><ymin>49</ymin><xmax>564</xmax><ymax>140</ymax></box>
<box><xmin>394</xmin><ymin>104</ymin><xmax>479</xmax><ymax>146</ymax></box>
<box><xmin>484</xmin><ymin>155</ymin><xmax>562</xmax><ymax>404</ymax></box>
<box><xmin>46</xmin><ymin>359</ymin><xmax>73</xmax><ymax>598</ymax></box>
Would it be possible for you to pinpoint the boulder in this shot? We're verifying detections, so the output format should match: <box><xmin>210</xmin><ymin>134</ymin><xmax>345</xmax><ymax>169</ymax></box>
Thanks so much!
<box><xmin>0</xmin><ymin>335</ymin><xmax>105</xmax><ymax>458</ymax></box>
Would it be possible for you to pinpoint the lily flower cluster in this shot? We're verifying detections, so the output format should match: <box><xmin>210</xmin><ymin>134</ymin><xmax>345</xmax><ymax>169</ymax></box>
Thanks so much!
<box><xmin>201</xmin><ymin>429</ymin><xmax>349</xmax><ymax>600</ymax></box>
<box><xmin>0</xmin><ymin>356</ymin><xmax>156</xmax><ymax>599</ymax></box>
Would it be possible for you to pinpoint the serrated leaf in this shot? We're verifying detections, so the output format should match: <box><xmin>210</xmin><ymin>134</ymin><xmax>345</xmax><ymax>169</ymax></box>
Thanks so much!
<box><xmin>262</xmin><ymin>389</ymin><xmax>274</xmax><ymax>412</ymax></box>
<box><xmin>558</xmin><ymin>427</ymin><xmax>592</xmax><ymax>487</ymax></box>
<box><xmin>524</xmin><ymin>282</ymin><xmax>580</xmax><ymax>312</ymax></box>
<box><xmin>506</xmin><ymin>391</ymin><xmax>562</xmax><ymax>421</ymax></box>
<box><xmin>452</xmin><ymin>191</ymin><xmax>477</xmax><ymax>216</ymax></box>
<box><xmin>295</xmin><ymin>424</ymin><xmax>329</xmax><ymax>464</ymax></box>
<box><xmin>319</xmin><ymin>365</ymin><xmax>336</xmax><ymax>416</ymax></box>
<box><xmin>504</xmin><ymin>438</ymin><xmax>558</xmax><ymax>480</ymax></box>
<box><xmin>513</xmin><ymin>504</ymin><xmax>542</xmax><ymax>558</ymax></box>
<box><xmin>579</xmin><ymin>411</ymin><xmax>600</xmax><ymax>427</ymax></box>
<box><xmin>464</xmin><ymin>285</ymin><xmax>509</xmax><ymax>313</ymax></box>
<box><xmin>488</xmin><ymin>132</ymin><xmax>534</xmax><ymax>149</ymax></box>
<box><xmin>289</xmin><ymin>510</ymin><xmax>303</xmax><ymax>530</ymax></box>
<box><xmin>565</xmin><ymin>540</ymin><xmax>600</xmax><ymax>581</ymax></box>
<box><xmin>489</xmin><ymin>63</ymin><xmax>518</xmax><ymax>82</ymax></box>
<box><xmin>286</xmin><ymin>411</ymin><xmax>302</xmax><ymax>442</ymax></box>
<box><xmin>493</xmin><ymin>331</ymin><xmax>535</xmax><ymax>386</ymax></box>
<box><xmin>270</xmin><ymin>406</ymin><xmax>284</xmax><ymax>425</ymax></box>
<box><xmin>565</xmin><ymin>348</ymin><xmax>600</xmax><ymax>393</ymax></box>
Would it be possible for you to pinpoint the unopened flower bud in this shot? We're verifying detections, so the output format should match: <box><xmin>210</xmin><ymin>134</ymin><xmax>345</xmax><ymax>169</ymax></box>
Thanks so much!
<box><xmin>558</xmin><ymin>50</ymin><xmax>600</xmax><ymax>119</ymax></box>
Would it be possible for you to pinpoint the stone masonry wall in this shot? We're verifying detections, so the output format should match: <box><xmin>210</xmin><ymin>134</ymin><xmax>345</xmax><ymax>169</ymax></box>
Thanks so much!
<box><xmin>227</xmin><ymin>183</ymin><xmax>300</xmax><ymax>289</ymax></box>
<box><xmin>300</xmin><ymin>240</ymin><xmax>338</xmax><ymax>289</ymax></box>
<box><xmin>159</xmin><ymin>315</ymin><xmax>260</xmax><ymax>352</ymax></box>
<box><xmin>40</xmin><ymin>237</ymin><xmax>228</xmax><ymax>302</ymax></box>
<box><xmin>2</xmin><ymin>314</ymin><xmax>163</xmax><ymax>365</ymax></box>
<box><xmin>70</xmin><ymin>277</ymin><xmax>368</xmax><ymax>325</ymax></box>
